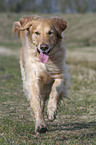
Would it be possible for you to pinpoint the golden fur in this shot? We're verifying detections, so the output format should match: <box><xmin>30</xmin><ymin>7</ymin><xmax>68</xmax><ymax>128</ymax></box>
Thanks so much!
<box><xmin>13</xmin><ymin>16</ymin><xmax>70</xmax><ymax>133</ymax></box>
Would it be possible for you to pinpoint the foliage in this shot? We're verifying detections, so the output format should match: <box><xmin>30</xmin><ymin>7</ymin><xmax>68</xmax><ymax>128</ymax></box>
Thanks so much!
<box><xmin>1</xmin><ymin>0</ymin><xmax>96</xmax><ymax>13</ymax></box>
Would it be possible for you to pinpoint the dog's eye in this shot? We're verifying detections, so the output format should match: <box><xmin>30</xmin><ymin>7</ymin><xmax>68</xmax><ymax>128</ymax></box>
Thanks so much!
<box><xmin>35</xmin><ymin>31</ymin><xmax>40</xmax><ymax>35</ymax></box>
<box><xmin>48</xmin><ymin>30</ymin><xmax>54</xmax><ymax>35</ymax></box>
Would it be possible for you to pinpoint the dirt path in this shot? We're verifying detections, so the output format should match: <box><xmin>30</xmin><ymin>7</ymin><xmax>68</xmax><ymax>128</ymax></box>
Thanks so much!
<box><xmin>0</xmin><ymin>47</ymin><xmax>20</xmax><ymax>58</ymax></box>
<box><xmin>0</xmin><ymin>46</ymin><xmax>96</xmax><ymax>62</ymax></box>
<box><xmin>67</xmin><ymin>47</ymin><xmax>96</xmax><ymax>62</ymax></box>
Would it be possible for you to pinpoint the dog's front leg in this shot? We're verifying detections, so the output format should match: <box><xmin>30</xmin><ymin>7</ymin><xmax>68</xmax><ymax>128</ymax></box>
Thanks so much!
<box><xmin>27</xmin><ymin>80</ymin><xmax>47</xmax><ymax>133</ymax></box>
<box><xmin>47</xmin><ymin>78</ymin><xmax>64</xmax><ymax>121</ymax></box>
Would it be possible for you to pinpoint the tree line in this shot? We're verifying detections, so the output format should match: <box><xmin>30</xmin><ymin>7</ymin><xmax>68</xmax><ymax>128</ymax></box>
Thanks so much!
<box><xmin>0</xmin><ymin>0</ymin><xmax>96</xmax><ymax>13</ymax></box>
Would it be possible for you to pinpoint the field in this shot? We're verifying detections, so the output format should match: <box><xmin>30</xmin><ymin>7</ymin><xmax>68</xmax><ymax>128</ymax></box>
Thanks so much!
<box><xmin>0</xmin><ymin>13</ymin><xmax>96</xmax><ymax>144</ymax></box>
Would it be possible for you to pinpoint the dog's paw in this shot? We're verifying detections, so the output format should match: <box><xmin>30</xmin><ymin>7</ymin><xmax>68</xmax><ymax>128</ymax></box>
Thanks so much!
<box><xmin>36</xmin><ymin>124</ymin><xmax>47</xmax><ymax>133</ymax></box>
<box><xmin>47</xmin><ymin>107</ymin><xmax>57</xmax><ymax>121</ymax></box>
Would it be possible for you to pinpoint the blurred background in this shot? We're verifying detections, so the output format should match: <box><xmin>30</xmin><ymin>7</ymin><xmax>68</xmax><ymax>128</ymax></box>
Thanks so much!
<box><xmin>0</xmin><ymin>1</ymin><xmax>96</xmax><ymax>144</ymax></box>
<box><xmin>0</xmin><ymin>0</ymin><xmax>96</xmax><ymax>49</ymax></box>
<box><xmin>1</xmin><ymin>0</ymin><xmax>96</xmax><ymax>13</ymax></box>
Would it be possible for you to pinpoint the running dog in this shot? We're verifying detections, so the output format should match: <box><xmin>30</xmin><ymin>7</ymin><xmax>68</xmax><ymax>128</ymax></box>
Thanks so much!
<box><xmin>13</xmin><ymin>16</ymin><xmax>70</xmax><ymax>133</ymax></box>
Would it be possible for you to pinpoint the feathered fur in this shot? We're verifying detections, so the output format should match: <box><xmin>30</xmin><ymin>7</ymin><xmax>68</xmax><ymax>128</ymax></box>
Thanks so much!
<box><xmin>13</xmin><ymin>16</ymin><xmax>70</xmax><ymax>133</ymax></box>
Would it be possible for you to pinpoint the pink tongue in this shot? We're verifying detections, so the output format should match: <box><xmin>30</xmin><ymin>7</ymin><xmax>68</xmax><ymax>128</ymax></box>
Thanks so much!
<box><xmin>39</xmin><ymin>52</ymin><xmax>49</xmax><ymax>63</ymax></box>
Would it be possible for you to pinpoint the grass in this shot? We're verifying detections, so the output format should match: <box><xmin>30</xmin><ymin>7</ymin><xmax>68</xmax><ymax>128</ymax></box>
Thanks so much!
<box><xmin>0</xmin><ymin>13</ymin><xmax>96</xmax><ymax>144</ymax></box>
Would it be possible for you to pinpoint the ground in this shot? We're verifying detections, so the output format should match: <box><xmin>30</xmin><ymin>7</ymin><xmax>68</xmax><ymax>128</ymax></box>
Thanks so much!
<box><xmin>0</xmin><ymin>13</ymin><xmax>96</xmax><ymax>144</ymax></box>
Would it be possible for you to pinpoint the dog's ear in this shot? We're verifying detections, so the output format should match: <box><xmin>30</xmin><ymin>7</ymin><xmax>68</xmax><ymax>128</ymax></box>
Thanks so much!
<box><xmin>20</xmin><ymin>16</ymin><xmax>40</xmax><ymax>26</ymax></box>
<box><xmin>19</xmin><ymin>17</ymin><xmax>32</xmax><ymax>26</ymax></box>
<box><xmin>52</xmin><ymin>17</ymin><xmax>67</xmax><ymax>38</ymax></box>
<box><xmin>12</xmin><ymin>21</ymin><xmax>21</xmax><ymax>37</ymax></box>
<box><xmin>13</xmin><ymin>16</ymin><xmax>40</xmax><ymax>37</ymax></box>
<box><xmin>52</xmin><ymin>17</ymin><xmax>67</xmax><ymax>31</ymax></box>
<box><xmin>20</xmin><ymin>17</ymin><xmax>26</xmax><ymax>26</ymax></box>
<box><xmin>13</xmin><ymin>21</ymin><xmax>33</xmax><ymax>38</ymax></box>
<box><xmin>12</xmin><ymin>17</ymin><xmax>32</xmax><ymax>37</ymax></box>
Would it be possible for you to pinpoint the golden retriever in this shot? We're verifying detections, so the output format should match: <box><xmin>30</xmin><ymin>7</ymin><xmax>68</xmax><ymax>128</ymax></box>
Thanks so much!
<box><xmin>13</xmin><ymin>16</ymin><xmax>70</xmax><ymax>133</ymax></box>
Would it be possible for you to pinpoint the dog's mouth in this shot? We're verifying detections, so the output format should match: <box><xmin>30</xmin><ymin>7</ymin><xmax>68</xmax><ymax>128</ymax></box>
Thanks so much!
<box><xmin>37</xmin><ymin>48</ymin><xmax>50</xmax><ymax>64</ymax></box>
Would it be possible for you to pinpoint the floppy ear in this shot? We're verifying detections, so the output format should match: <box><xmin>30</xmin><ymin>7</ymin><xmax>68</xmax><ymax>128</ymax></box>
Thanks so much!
<box><xmin>13</xmin><ymin>16</ymin><xmax>40</xmax><ymax>37</ymax></box>
<box><xmin>52</xmin><ymin>17</ymin><xmax>67</xmax><ymax>31</ymax></box>
<box><xmin>12</xmin><ymin>17</ymin><xmax>31</xmax><ymax>37</ymax></box>
<box><xmin>13</xmin><ymin>21</ymin><xmax>33</xmax><ymax>37</ymax></box>
<box><xmin>52</xmin><ymin>17</ymin><xmax>67</xmax><ymax>38</ymax></box>
<box><xmin>19</xmin><ymin>17</ymin><xmax>32</xmax><ymax>26</ymax></box>
<box><xmin>12</xmin><ymin>21</ymin><xmax>21</xmax><ymax>37</ymax></box>
<box><xmin>20</xmin><ymin>16</ymin><xmax>40</xmax><ymax>26</ymax></box>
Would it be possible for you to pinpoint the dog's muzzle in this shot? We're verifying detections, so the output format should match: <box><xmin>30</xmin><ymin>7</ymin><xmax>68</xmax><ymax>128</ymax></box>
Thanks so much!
<box><xmin>37</xmin><ymin>43</ymin><xmax>51</xmax><ymax>63</ymax></box>
<box><xmin>37</xmin><ymin>43</ymin><xmax>51</xmax><ymax>55</ymax></box>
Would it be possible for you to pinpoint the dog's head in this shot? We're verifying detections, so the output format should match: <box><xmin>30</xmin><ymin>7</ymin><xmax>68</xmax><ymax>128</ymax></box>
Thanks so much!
<box><xmin>13</xmin><ymin>16</ymin><xmax>67</xmax><ymax>63</ymax></box>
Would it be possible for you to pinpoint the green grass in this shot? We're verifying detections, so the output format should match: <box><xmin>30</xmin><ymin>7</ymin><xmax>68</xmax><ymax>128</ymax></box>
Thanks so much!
<box><xmin>0</xmin><ymin>13</ymin><xmax>96</xmax><ymax>144</ymax></box>
<box><xmin>0</xmin><ymin>48</ymin><xmax>96</xmax><ymax>144</ymax></box>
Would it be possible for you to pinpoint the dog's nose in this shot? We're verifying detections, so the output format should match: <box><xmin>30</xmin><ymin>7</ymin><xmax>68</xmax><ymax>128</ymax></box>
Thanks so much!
<box><xmin>40</xmin><ymin>44</ymin><xmax>49</xmax><ymax>51</ymax></box>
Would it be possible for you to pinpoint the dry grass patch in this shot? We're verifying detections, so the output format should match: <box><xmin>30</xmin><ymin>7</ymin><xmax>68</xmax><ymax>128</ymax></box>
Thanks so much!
<box><xmin>0</xmin><ymin>45</ymin><xmax>96</xmax><ymax>144</ymax></box>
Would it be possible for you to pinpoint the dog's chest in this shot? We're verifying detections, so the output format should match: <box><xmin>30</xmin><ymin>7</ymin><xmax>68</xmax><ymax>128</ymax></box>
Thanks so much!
<box><xmin>25</xmin><ymin>57</ymin><xmax>49</xmax><ymax>80</ymax></box>
<box><xmin>25</xmin><ymin>55</ymin><xmax>63</xmax><ymax>83</ymax></box>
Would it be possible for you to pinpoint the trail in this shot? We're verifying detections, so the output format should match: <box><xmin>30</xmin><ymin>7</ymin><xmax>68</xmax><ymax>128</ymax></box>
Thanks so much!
<box><xmin>0</xmin><ymin>47</ymin><xmax>20</xmax><ymax>58</ymax></box>
<box><xmin>67</xmin><ymin>47</ymin><xmax>96</xmax><ymax>62</ymax></box>
<box><xmin>0</xmin><ymin>46</ymin><xmax>96</xmax><ymax>62</ymax></box>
